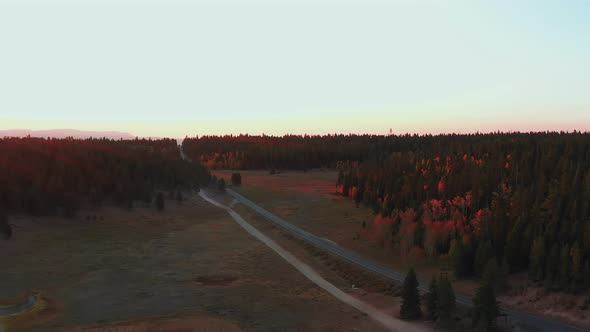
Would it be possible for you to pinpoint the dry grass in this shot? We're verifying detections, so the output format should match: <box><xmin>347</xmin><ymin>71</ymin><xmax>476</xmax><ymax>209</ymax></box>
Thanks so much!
<box><xmin>1</xmin><ymin>191</ymin><xmax>388</xmax><ymax>332</ymax></box>
<box><xmin>219</xmin><ymin>170</ymin><xmax>590</xmax><ymax>329</ymax></box>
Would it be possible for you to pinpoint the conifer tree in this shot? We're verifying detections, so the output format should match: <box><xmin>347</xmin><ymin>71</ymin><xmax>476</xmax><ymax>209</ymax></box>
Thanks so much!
<box><xmin>400</xmin><ymin>268</ymin><xmax>421</xmax><ymax>320</ymax></box>
<box><xmin>426</xmin><ymin>275</ymin><xmax>438</xmax><ymax>320</ymax></box>
<box><xmin>436</xmin><ymin>274</ymin><xmax>455</xmax><ymax>327</ymax></box>
<box><xmin>472</xmin><ymin>279</ymin><xmax>500</xmax><ymax>332</ymax></box>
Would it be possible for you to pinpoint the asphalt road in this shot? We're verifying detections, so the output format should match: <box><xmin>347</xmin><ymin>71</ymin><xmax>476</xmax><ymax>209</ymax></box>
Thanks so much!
<box><xmin>225</xmin><ymin>188</ymin><xmax>587</xmax><ymax>332</ymax></box>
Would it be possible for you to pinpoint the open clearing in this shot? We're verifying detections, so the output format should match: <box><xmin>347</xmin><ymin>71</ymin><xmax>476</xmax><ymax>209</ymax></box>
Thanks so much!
<box><xmin>1</xmin><ymin>193</ymin><xmax>388</xmax><ymax>331</ymax></box>
<box><xmin>214</xmin><ymin>170</ymin><xmax>590</xmax><ymax>330</ymax></box>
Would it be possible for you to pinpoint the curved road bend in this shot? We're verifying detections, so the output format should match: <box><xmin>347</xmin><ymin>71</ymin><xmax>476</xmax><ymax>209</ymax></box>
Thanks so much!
<box><xmin>225</xmin><ymin>188</ymin><xmax>586</xmax><ymax>332</ymax></box>
<box><xmin>199</xmin><ymin>190</ymin><xmax>431</xmax><ymax>332</ymax></box>
<box><xmin>0</xmin><ymin>295</ymin><xmax>37</xmax><ymax>317</ymax></box>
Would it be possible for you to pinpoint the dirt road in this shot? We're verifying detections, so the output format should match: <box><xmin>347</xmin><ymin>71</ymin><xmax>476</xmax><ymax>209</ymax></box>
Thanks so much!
<box><xmin>199</xmin><ymin>190</ymin><xmax>430</xmax><ymax>332</ymax></box>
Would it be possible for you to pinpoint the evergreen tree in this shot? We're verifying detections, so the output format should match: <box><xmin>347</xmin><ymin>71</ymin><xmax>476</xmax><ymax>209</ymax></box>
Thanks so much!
<box><xmin>529</xmin><ymin>236</ymin><xmax>546</xmax><ymax>281</ymax></box>
<box><xmin>570</xmin><ymin>242</ymin><xmax>583</xmax><ymax>292</ymax></box>
<box><xmin>400</xmin><ymin>268</ymin><xmax>422</xmax><ymax>320</ymax></box>
<box><xmin>472</xmin><ymin>279</ymin><xmax>500</xmax><ymax>332</ymax></box>
<box><xmin>583</xmin><ymin>260</ymin><xmax>590</xmax><ymax>290</ymax></box>
<box><xmin>0</xmin><ymin>213</ymin><xmax>11</xmax><ymax>240</ymax></box>
<box><xmin>175</xmin><ymin>189</ymin><xmax>183</xmax><ymax>203</ymax></box>
<box><xmin>426</xmin><ymin>275</ymin><xmax>438</xmax><ymax>320</ymax></box>
<box><xmin>481</xmin><ymin>257</ymin><xmax>508</xmax><ymax>295</ymax></box>
<box><xmin>155</xmin><ymin>192</ymin><xmax>165</xmax><ymax>211</ymax></box>
<box><xmin>544</xmin><ymin>244</ymin><xmax>560</xmax><ymax>290</ymax></box>
<box><xmin>505</xmin><ymin>218</ymin><xmax>524</xmax><ymax>271</ymax></box>
<box><xmin>559</xmin><ymin>243</ymin><xmax>571</xmax><ymax>290</ymax></box>
<box><xmin>453</xmin><ymin>237</ymin><xmax>469</xmax><ymax>277</ymax></box>
<box><xmin>436</xmin><ymin>274</ymin><xmax>455</xmax><ymax>327</ymax></box>
<box><xmin>475</xmin><ymin>241</ymin><xmax>493</xmax><ymax>276</ymax></box>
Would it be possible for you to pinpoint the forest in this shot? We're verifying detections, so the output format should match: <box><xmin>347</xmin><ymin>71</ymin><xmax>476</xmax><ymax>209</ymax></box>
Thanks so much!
<box><xmin>0</xmin><ymin>136</ymin><xmax>210</xmax><ymax>218</ymax></box>
<box><xmin>183</xmin><ymin>132</ymin><xmax>590</xmax><ymax>294</ymax></box>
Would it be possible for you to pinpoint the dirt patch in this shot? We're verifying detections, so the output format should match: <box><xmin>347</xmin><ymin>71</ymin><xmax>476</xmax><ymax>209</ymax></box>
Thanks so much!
<box><xmin>193</xmin><ymin>275</ymin><xmax>238</xmax><ymax>286</ymax></box>
<box><xmin>499</xmin><ymin>287</ymin><xmax>590</xmax><ymax>330</ymax></box>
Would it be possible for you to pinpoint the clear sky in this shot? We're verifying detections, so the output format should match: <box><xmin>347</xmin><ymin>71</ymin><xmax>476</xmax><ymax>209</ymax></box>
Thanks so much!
<box><xmin>1</xmin><ymin>0</ymin><xmax>589</xmax><ymax>138</ymax></box>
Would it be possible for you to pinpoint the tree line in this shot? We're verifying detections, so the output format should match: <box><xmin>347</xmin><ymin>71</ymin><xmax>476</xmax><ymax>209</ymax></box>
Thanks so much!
<box><xmin>183</xmin><ymin>132</ymin><xmax>590</xmax><ymax>296</ymax></box>
<box><xmin>0</xmin><ymin>136</ymin><xmax>210</xmax><ymax>219</ymax></box>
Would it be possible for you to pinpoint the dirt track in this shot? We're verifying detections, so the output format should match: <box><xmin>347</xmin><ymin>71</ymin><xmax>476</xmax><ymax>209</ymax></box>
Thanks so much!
<box><xmin>200</xmin><ymin>190</ymin><xmax>430</xmax><ymax>332</ymax></box>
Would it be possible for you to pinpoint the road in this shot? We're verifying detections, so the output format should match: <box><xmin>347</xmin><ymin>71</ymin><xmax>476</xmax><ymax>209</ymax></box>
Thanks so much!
<box><xmin>0</xmin><ymin>294</ymin><xmax>37</xmax><ymax>317</ymax></box>
<box><xmin>225</xmin><ymin>188</ymin><xmax>587</xmax><ymax>332</ymax></box>
<box><xmin>199</xmin><ymin>190</ymin><xmax>431</xmax><ymax>332</ymax></box>
<box><xmin>178</xmin><ymin>145</ymin><xmax>585</xmax><ymax>331</ymax></box>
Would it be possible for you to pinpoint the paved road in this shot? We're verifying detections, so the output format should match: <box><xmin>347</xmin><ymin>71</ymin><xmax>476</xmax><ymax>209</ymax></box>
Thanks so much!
<box><xmin>225</xmin><ymin>188</ymin><xmax>587</xmax><ymax>332</ymax></box>
<box><xmin>199</xmin><ymin>190</ymin><xmax>431</xmax><ymax>332</ymax></box>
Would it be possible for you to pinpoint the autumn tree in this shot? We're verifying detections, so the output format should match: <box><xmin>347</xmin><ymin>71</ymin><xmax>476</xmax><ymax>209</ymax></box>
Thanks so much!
<box><xmin>400</xmin><ymin>268</ymin><xmax>421</xmax><ymax>320</ymax></box>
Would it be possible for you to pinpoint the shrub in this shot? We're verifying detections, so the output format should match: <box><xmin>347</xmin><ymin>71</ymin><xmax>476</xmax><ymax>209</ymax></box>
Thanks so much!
<box><xmin>217</xmin><ymin>178</ymin><xmax>226</xmax><ymax>191</ymax></box>
<box><xmin>231</xmin><ymin>173</ymin><xmax>242</xmax><ymax>186</ymax></box>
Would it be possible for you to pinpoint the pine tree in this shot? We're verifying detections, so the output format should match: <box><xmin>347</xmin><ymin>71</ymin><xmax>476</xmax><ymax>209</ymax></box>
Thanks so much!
<box><xmin>0</xmin><ymin>213</ymin><xmax>11</xmax><ymax>240</ymax></box>
<box><xmin>544</xmin><ymin>244</ymin><xmax>560</xmax><ymax>290</ymax></box>
<box><xmin>570</xmin><ymin>242</ymin><xmax>582</xmax><ymax>292</ymax></box>
<box><xmin>400</xmin><ymin>268</ymin><xmax>421</xmax><ymax>320</ymax></box>
<box><xmin>453</xmin><ymin>237</ymin><xmax>468</xmax><ymax>277</ymax></box>
<box><xmin>427</xmin><ymin>275</ymin><xmax>438</xmax><ymax>320</ymax></box>
<box><xmin>529</xmin><ymin>236</ymin><xmax>546</xmax><ymax>281</ymax></box>
<box><xmin>472</xmin><ymin>279</ymin><xmax>500</xmax><ymax>332</ymax></box>
<box><xmin>475</xmin><ymin>241</ymin><xmax>493</xmax><ymax>276</ymax></box>
<box><xmin>436</xmin><ymin>274</ymin><xmax>455</xmax><ymax>327</ymax></box>
<box><xmin>559</xmin><ymin>243</ymin><xmax>571</xmax><ymax>291</ymax></box>
<box><xmin>583</xmin><ymin>260</ymin><xmax>590</xmax><ymax>290</ymax></box>
<box><xmin>155</xmin><ymin>192</ymin><xmax>165</xmax><ymax>211</ymax></box>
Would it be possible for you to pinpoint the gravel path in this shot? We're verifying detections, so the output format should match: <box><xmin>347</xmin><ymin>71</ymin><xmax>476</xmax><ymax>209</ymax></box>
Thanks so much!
<box><xmin>199</xmin><ymin>190</ymin><xmax>430</xmax><ymax>332</ymax></box>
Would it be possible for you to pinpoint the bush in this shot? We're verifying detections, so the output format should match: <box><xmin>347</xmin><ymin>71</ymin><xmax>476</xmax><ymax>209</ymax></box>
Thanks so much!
<box><xmin>231</xmin><ymin>173</ymin><xmax>242</xmax><ymax>186</ymax></box>
<box><xmin>217</xmin><ymin>178</ymin><xmax>226</xmax><ymax>191</ymax></box>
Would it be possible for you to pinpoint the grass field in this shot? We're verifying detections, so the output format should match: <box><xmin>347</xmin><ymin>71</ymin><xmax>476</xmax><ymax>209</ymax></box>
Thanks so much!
<box><xmin>214</xmin><ymin>170</ymin><xmax>590</xmax><ymax>330</ymax></box>
<box><xmin>1</xmin><ymin>191</ymin><xmax>387</xmax><ymax>332</ymax></box>
<box><xmin>213</xmin><ymin>170</ymin><xmax>466</xmax><ymax>286</ymax></box>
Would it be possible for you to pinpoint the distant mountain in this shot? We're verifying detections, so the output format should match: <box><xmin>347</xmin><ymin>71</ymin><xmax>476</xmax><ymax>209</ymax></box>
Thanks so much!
<box><xmin>0</xmin><ymin>129</ymin><xmax>135</xmax><ymax>140</ymax></box>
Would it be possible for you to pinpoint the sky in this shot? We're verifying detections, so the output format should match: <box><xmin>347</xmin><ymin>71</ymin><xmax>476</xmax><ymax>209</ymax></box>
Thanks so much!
<box><xmin>0</xmin><ymin>0</ymin><xmax>589</xmax><ymax>138</ymax></box>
